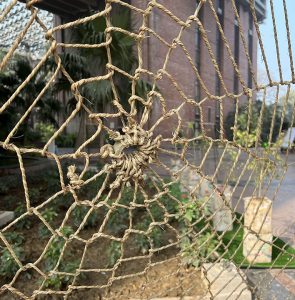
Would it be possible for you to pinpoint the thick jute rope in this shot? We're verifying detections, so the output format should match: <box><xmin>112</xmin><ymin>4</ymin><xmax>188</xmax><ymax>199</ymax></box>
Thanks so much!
<box><xmin>0</xmin><ymin>0</ymin><xmax>295</xmax><ymax>299</ymax></box>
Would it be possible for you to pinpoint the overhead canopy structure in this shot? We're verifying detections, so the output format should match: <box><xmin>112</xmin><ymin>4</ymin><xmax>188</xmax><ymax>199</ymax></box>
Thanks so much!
<box><xmin>18</xmin><ymin>0</ymin><xmax>102</xmax><ymax>19</ymax></box>
<box><xmin>0</xmin><ymin>0</ymin><xmax>53</xmax><ymax>58</ymax></box>
<box><xmin>16</xmin><ymin>0</ymin><xmax>266</xmax><ymax>21</ymax></box>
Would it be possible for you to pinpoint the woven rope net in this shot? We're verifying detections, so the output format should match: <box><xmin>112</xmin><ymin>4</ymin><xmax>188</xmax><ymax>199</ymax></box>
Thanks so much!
<box><xmin>1</xmin><ymin>0</ymin><xmax>295</xmax><ymax>299</ymax></box>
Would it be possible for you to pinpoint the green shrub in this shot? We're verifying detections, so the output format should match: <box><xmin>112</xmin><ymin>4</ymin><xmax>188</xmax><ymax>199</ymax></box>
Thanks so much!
<box><xmin>158</xmin><ymin>181</ymin><xmax>182</xmax><ymax>215</ymax></box>
<box><xmin>15</xmin><ymin>203</ymin><xmax>32</xmax><ymax>230</ymax></box>
<box><xmin>168</xmin><ymin>186</ymin><xmax>220</xmax><ymax>268</ymax></box>
<box><xmin>225</xmin><ymin>101</ymin><xmax>283</xmax><ymax>143</ymax></box>
<box><xmin>106</xmin><ymin>207</ymin><xmax>129</xmax><ymax>234</ymax></box>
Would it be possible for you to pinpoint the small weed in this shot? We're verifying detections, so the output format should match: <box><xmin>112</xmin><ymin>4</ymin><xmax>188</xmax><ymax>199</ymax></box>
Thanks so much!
<box><xmin>159</xmin><ymin>181</ymin><xmax>182</xmax><ymax>214</ymax></box>
<box><xmin>107</xmin><ymin>241</ymin><xmax>121</xmax><ymax>267</ymax></box>
<box><xmin>106</xmin><ymin>207</ymin><xmax>129</xmax><ymax>234</ymax></box>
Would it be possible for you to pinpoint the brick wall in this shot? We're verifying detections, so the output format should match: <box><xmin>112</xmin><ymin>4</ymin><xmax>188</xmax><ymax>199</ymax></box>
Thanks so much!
<box><xmin>130</xmin><ymin>0</ymin><xmax>260</xmax><ymax>138</ymax></box>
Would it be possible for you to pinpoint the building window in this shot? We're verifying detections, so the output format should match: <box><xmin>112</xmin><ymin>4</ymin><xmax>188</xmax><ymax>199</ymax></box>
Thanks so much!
<box><xmin>215</xmin><ymin>0</ymin><xmax>224</xmax><ymax>138</ymax></box>
<box><xmin>195</xmin><ymin>0</ymin><xmax>202</xmax><ymax>102</ymax></box>
<box><xmin>195</xmin><ymin>0</ymin><xmax>203</xmax><ymax>133</ymax></box>
<box><xmin>234</xmin><ymin>0</ymin><xmax>240</xmax><ymax>94</ymax></box>
<box><xmin>215</xmin><ymin>0</ymin><xmax>224</xmax><ymax>96</ymax></box>
<box><xmin>248</xmin><ymin>12</ymin><xmax>253</xmax><ymax>89</ymax></box>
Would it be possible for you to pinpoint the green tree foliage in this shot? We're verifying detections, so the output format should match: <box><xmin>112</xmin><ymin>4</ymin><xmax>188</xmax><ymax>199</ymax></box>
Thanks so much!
<box><xmin>54</xmin><ymin>9</ymin><xmax>155</xmax><ymax>115</ymax></box>
<box><xmin>225</xmin><ymin>100</ymin><xmax>285</xmax><ymax>144</ymax></box>
<box><xmin>0</xmin><ymin>56</ymin><xmax>60</xmax><ymax>144</ymax></box>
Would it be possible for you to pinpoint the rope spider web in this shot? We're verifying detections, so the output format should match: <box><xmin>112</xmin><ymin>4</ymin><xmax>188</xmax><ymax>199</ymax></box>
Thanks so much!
<box><xmin>0</xmin><ymin>0</ymin><xmax>295</xmax><ymax>299</ymax></box>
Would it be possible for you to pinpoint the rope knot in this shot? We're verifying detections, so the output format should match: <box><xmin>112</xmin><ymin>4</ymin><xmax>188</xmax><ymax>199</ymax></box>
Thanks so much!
<box><xmin>100</xmin><ymin>125</ymin><xmax>162</xmax><ymax>188</ymax></box>
<box><xmin>244</xmin><ymin>88</ymin><xmax>253</xmax><ymax>98</ymax></box>
<box><xmin>67</xmin><ymin>165</ymin><xmax>84</xmax><ymax>188</ymax></box>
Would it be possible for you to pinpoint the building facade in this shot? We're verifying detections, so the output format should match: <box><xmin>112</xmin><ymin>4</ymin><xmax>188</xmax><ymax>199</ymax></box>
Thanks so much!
<box><xmin>133</xmin><ymin>0</ymin><xmax>266</xmax><ymax>138</ymax></box>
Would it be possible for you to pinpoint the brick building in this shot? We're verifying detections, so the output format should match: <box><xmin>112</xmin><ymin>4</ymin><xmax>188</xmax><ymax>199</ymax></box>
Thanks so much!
<box><xmin>133</xmin><ymin>0</ymin><xmax>266</xmax><ymax>138</ymax></box>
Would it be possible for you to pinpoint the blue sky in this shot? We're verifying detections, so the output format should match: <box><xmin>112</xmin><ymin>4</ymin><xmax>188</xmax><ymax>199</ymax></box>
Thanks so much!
<box><xmin>258</xmin><ymin>0</ymin><xmax>295</xmax><ymax>83</ymax></box>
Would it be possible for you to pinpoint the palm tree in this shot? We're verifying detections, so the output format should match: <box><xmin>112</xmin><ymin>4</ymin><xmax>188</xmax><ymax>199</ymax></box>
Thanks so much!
<box><xmin>0</xmin><ymin>55</ymin><xmax>60</xmax><ymax>144</ymax></box>
<box><xmin>54</xmin><ymin>8</ymin><xmax>155</xmax><ymax>147</ymax></box>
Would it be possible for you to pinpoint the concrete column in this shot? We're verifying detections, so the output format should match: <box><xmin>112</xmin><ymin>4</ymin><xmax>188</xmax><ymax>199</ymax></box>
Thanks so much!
<box><xmin>243</xmin><ymin>197</ymin><xmax>272</xmax><ymax>263</ymax></box>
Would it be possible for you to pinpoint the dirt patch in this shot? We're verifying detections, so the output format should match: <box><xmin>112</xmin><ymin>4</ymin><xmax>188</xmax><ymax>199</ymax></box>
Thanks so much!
<box><xmin>0</xmin><ymin>222</ymin><xmax>205</xmax><ymax>299</ymax></box>
<box><xmin>0</xmin><ymin>167</ymin><xmax>208</xmax><ymax>300</ymax></box>
<box><xmin>71</xmin><ymin>258</ymin><xmax>205</xmax><ymax>300</ymax></box>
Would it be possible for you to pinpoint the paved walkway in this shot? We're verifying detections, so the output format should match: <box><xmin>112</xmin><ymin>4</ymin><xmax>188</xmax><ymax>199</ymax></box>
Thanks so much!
<box><xmin>267</xmin><ymin>154</ymin><xmax>295</xmax><ymax>247</ymax></box>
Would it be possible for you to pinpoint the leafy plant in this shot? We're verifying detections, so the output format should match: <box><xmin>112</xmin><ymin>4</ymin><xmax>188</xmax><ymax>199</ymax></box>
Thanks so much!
<box><xmin>15</xmin><ymin>203</ymin><xmax>32</xmax><ymax>230</ymax></box>
<box><xmin>44</xmin><ymin>226</ymin><xmax>73</xmax><ymax>270</ymax></box>
<box><xmin>3</xmin><ymin>232</ymin><xmax>25</xmax><ymax>246</ymax></box>
<box><xmin>180</xmin><ymin>232</ymin><xmax>218</xmax><ymax>268</ymax></box>
<box><xmin>176</xmin><ymin>191</ymin><xmax>219</xmax><ymax>267</ymax></box>
<box><xmin>72</xmin><ymin>205</ymin><xmax>97</xmax><ymax>228</ymax></box>
<box><xmin>39</xmin><ymin>208</ymin><xmax>58</xmax><ymax>239</ymax></box>
<box><xmin>235</xmin><ymin>129</ymin><xmax>257</xmax><ymax>148</ymax></box>
<box><xmin>43</xmin><ymin>260</ymin><xmax>79</xmax><ymax>290</ymax></box>
<box><xmin>0</xmin><ymin>246</ymin><xmax>23</xmax><ymax>278</ymax></box>
<box><xmin>107</xmin><ymin>241</ymin><xmax>121</xmax><ymax>267</ymax></box>
<box><xmin>0</xmin><ymin>56</ymin><xmax>60</xmax><ymax>144</ymax></box>
<box><xmin>158</xmin><ymin>181</ymin><xmax>182</xmax><ymax>215</ymax></box>
<box><xmin>248</xmin><ymin>138</ymin><xmax>284</xmax><ymax>197</ymax></box>
<box><xmin>0</xmin><ymin>232</ymin><xmax>25</xmax><ymax>278</ymax></box>
<box><xmin>135</xmin><ymin>218</ymin><xmax>163</xmax><ymax>254</ymax></box>
<box><xmin>106</xmin><ymin>207</ymin><xmax>129</xmax><ymax>234</ymax></box>
<box><xmin>106</xmin><ymin>186</ymin><xmax>137</xmax><ymax>234</ymax></box>
<box><xmin>225</xmin><ymin>101</ymin><xmax>283</xmax><ymax>143</ymax></box>
<box><xmin>42</xmin><ymin>226</ymin><xmax>78</xmax><ymax>290</ymax></box>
